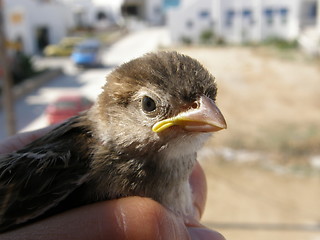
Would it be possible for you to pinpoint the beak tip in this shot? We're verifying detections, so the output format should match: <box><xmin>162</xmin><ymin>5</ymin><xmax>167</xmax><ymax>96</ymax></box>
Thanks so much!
<box><xmin>152</xmin><ymin>96</ymin><xmax>227</xmax><ymax>134</ymax></box>
<box><xmin>221</xmin><ymin>120</ymin><xmax>227</xmax><ymax>130</ymax></box>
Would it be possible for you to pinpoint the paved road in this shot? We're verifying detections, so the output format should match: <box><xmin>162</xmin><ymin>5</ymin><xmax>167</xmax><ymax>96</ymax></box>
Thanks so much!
<box><xmin>0</xmin><ymin>27</ymin><xmax>170</xmax><ymax>141</ymax></box>
<box><xmin>103</xmin><ymin>27</ymin><xmax>170</xmax><ymax>66</ymax></box>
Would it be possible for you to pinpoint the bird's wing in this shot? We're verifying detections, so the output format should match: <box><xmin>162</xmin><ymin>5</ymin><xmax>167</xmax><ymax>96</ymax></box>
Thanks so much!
<box><xmin>0</xmin><ymin>116</ymin><xmax>92</xmax><ymax>232</ymax></box>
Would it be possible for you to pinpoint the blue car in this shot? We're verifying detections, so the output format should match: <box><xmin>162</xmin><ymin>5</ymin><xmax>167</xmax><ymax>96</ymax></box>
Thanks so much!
<box><xmin>71</xmin><ymin>39</ymin><xmax>101</xmax><ymax>67</ymax></box>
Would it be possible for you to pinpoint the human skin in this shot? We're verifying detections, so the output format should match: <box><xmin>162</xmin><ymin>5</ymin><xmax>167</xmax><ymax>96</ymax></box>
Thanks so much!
<box><xmin>0</xmin><ymin>127</ymin><xmax>225</xmax><ymax>240</ymax></box>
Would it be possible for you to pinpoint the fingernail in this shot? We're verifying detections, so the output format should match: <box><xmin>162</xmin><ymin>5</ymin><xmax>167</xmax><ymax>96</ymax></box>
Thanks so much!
<box><xmin>188</xmin><ymin>227</ymin><xmax>226</xmax><ymax>240</ymax></box>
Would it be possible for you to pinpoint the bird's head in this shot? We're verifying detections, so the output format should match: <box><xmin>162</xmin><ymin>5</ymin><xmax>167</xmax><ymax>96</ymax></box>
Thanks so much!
<box><xmin>92</xmin><ymin>51</ymin><xmax>226</xmax><ymax>158</ymax></box>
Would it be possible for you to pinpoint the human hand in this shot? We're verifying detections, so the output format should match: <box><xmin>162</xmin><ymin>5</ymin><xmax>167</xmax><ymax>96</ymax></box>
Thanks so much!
<box><xmin>0</xmin><ymin>127</ymin><xmax>225</xmax><ymax>240</ymax></box>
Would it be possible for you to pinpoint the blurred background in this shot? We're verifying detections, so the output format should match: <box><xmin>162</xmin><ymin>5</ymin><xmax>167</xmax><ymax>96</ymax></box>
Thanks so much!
<box><xmin>0</xmin><ymin>0</ymin><xmax>320</xmax><ymax>239</ymax></box>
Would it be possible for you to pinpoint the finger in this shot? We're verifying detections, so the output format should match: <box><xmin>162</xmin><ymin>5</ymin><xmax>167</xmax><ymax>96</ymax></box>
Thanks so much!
<box><xmin>189</xmin><ymin>161</ymin><xmax>207</xmax><ymax>220</ymax></box>
<box><xmin>0</xmin><ymin>197</ymin><xmax>190</xmax><ymax>240</ymax></box>
<box><xmin>188</xmin><ymin>227</ymin><xmax>226</xmax><ymax>240</ymax></box>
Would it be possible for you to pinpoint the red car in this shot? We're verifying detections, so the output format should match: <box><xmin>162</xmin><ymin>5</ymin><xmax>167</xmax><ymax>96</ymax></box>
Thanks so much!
<box><xmin>46</xmin><ymin>95</ymin><xmax>93</xmax><ymax>124</ymax></box>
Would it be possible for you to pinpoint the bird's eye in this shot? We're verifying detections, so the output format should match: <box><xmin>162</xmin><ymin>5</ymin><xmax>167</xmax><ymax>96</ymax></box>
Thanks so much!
<box><xmin>142</xmin><ymin>96</ymin><xmax>156</xmax><ymax>112</ymax></box>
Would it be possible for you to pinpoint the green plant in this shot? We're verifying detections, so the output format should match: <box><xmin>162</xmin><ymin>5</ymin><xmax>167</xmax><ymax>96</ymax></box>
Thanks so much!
<box><xmin>263</xmin><ymin>37</ymin><xmax>298</xmax><ymax>49</ymax></box>
<box><xmin>11</xmin><ymin>52</ymin><xmax>36</xmax><ymax>84</ymax></box>
<box><xmin>180</xmin><ymin>36</ymin><xmax>192</xmax><ymax>45</ymax></box>
<box><xmin>200</xmin><ymin>29</ymin><xmax>214</xmax><ymax>44</ymax></box>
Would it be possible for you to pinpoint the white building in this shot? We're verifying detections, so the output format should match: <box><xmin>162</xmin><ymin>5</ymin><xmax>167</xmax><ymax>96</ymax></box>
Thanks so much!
<box><xmin>121</xmin><ymin>0</ymin><xmax>180</xmax><ymax>26</ymax></box>
<box><xmin>4</xmin><ymin>0</ymin><xmax>123</xmax><ymax>55</ymax></box>
<box><xmin>167</xmin><ymin>0</ymin><xmax>213</xmax><ymax>43</ymax></box>
<box><xmin>121</xmin><ymin>0</ymin><xmax>164</xmax><ymax>25</ymax></box>
<box><xmin>59</xmin><ymin>0</ymin><xmax>124</xmax><ymax>30</ymax></box>
<box><xmin>4</xmin><ymin>0</ymin><xmax>72</xmax><ymax>55</ymax></box>
<box><xmin>298</xmin><ymin>0</ymin><xmax>320</xmax><ymax>55</ymax></box>
<box><xmin>167</xmin><ymin>0</ymin><xmax>319</xmax><ymax>44</ymax></box>
<box><xmin>218</xmin><ymin>0</ymin><xmax>300</xmax><ymax>43</ymax></box>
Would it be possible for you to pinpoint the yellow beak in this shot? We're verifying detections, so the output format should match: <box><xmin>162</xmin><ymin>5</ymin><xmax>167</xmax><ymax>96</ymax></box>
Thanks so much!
<box><xmin>152</xmin><ymin>96</ymin><xmax>227</xmax><ymax>133</ymax></box>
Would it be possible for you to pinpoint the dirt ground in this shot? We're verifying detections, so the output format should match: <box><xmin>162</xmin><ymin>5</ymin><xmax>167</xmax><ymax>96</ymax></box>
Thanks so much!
<box><xmin>170</xmin><ymin>46</ymin><xmax>320</xmax><ymax>240</ymax></box>
<box><xmin>200</xmin><ymin>159</ymin><xmax>320</xmax><ymax>240</ymax></box>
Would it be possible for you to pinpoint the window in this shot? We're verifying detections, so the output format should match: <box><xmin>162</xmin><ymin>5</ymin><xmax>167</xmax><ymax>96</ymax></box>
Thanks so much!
<box><xmin>225</xmin><ymin>9</ymin><xmax>235</xmax><ymax>27</ymax></box>
<box><xmin>199</xmin><ymin>10</ymin><xmax>210</xmax><ymax>19</ymax></box>
<box><xmin>264</xmin><ymin>8</ymin><xmax>274</xmax><ymax>25</ymax></box>
<box><xmin>279</xmin><ymin>8</ymin><xmax>289</xmax><ymax>24</ymax></box>
<box><xmin>96</xmin><ymin>11</ymin><xmax>107</xmax><ymax>21</ymax></box>
<box><xmin>154</xmin><ymin>6</ymin><xmax>162</xmax><ymax>15</ymax></box>
<box><xmin>186</xmin><ymin>20</ymin><xmax>193</xmax><ymax>29</ymax></box>
<box><xmin>308</xmin><ymin>2</ymin><xmax>317</xmax><ymax>18</ymax></box>
<box><xmin>243</xmin><ymin>9</ymin><xmax>252</xmax><ymax>18</ymax></box>
<box><xmin>242</xmin><ymin>9</ymin><xmax>254</xmax><ymax>25</ymax></box>
<box><xmin>122</xmin><ymin>5</ymin><xmax>139</xmax><ymax>16</ymax></box>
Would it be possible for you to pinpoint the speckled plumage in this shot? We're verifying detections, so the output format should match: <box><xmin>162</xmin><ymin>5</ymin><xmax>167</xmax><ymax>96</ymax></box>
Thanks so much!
<box><xmin>0</xmin><ymin>51</ymin><xmax>226</xmax><ymax>232</ymax></box>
